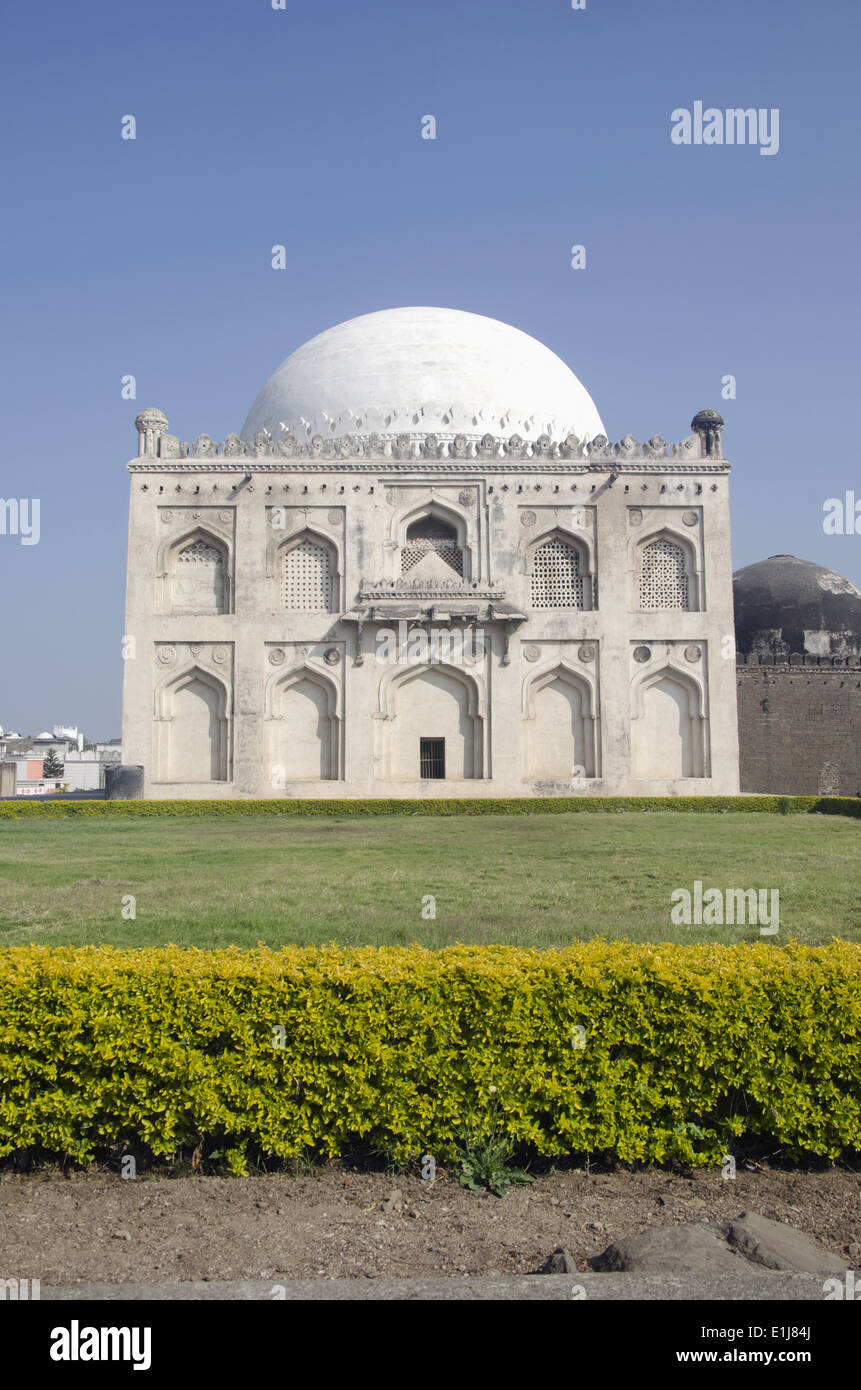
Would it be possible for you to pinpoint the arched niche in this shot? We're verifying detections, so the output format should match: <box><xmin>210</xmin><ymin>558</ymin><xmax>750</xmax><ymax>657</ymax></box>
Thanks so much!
<box><xmin>631</xmin><ymin>527</ymin><xmax>701</xmax><ymax>612</ymax></box>
<box><xmin>264</xmin><ymin>662</ymin><xmax>341</xmax><ymax>783</ymax></box>
<box><xmin>388</xmin><ymin>496</ymin><xmax>476</xmax><ymax>584</ymax></box>
<box><xmin>522</xmin><ymin>661</ymin><xmax>599</xmax><ymax>779</ymax></box>
<box><xmin>158</xmin><ymin>528</ymin><xmax>231</xmax><ymax>615</ymax></box>
<box><xmin>153</xmin><ymin>665</ymin><xmax>231</xmax><ymax>782</ymax></box>
<box><xmin>631</xmin><ymin>664</ymin><xmax>708</xmax><ymax>779</ymax></box>
<box><xmin>268</xmin><ymin>529</ymin><xmax>341</xmax><ymax>613</ymax></box>
<box><xmin>524</xmin><ymin>526</ymin><xmax>595</xmax><ymax>610</ymax></box>
<box><xmin>376</xmin><ymin>662</ymin><xmax>486</xmax><ymax>780</ymax></box>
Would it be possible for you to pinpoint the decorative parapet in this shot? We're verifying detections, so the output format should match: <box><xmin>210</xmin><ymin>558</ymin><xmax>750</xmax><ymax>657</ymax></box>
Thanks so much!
<box><xmin>135</xmin><ymin>425</ymin><xmax>725</xmax><ymax>466</ymax></box>
<box><xmin>736</xmin><ymin>652</ymin><xmax>861</xmax><ymax>669</ymax></box>
<box><xmin>358</xmin><ymin>578</ymin><xmax>507</xmax><ymax>600</ymax></box>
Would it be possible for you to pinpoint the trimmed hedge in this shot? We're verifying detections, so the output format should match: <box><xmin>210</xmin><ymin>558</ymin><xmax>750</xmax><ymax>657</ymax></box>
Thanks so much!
<box><xmin>1</xmin><ymin>942</ymin><xmax>859</xmax><ymax>1172</ymax></box>
<box><xmin>1</xmin><ymin>794</ymin><xmax>859</xmax><ymax>819</ymax></box>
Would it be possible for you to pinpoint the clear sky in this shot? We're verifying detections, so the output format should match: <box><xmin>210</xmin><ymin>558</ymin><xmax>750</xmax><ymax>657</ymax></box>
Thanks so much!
<box><xmin>1</xmin><ymin>0</ymin><xmax>858</xmax><ymax>736</ymax></box>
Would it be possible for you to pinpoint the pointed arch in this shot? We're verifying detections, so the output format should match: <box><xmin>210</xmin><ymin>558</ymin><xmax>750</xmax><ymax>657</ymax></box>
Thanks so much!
<box><xmin>265</xmin><ymin>660</ymin><xmax>341</xmax><ymax>782</ymax></box>
<box><xmin>522</xmin><ymin>660</ymin><xmax>599</xmax><ymax>779</ymax></box>
<box><xmin>159</xmin><ymin>526</ymin><xmax>231</xmax><ymax>615</ymax></box>
<box><xmin>388</xmin><ymin>494</ymin><xmax>477</xmax><ymax>584</ymax></box>
<box><xmin>522</xmin><ymin>525</ymin><xmax>595</xmax><ymax>610</ymax></box>
<box><xmin>630</xmin><ymin>662</ymin><xmax>708</xmax><ymax>779</ymax></box>
<box><xmin>376</xmin><ymin>662</ymin><xmax>486</xmax><ymax>780</ymax></box>
<box><xmin>153</xmin><ymin>664</ymin><xmax>231</xmax><ymax>782</ymax></box>
<box><xmin>270</xmin><ymin>528</ymin><xmax>340</xmax><ymax>612</ymax></box>
<box><xmin>632</xmin><ymin>526</ymin><xmax>701</xmax><ymax>611</ymax></box>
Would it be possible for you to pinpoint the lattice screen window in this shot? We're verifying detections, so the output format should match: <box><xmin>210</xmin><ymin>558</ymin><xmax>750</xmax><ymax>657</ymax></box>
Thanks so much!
<box><xmin>639</xmin><ymin>538</ymin><xmax>690</xmax><ymax>610</ymax></box>
<box><xmin>401</xmin><ymin>539</ymin><xmax>463</xmax><ymax>576</ymax></box>
<box><xmin>282</xmin><ymin>539</ymin><xmax>333</xmax><ymax>611</ymax></box>
<box><xmin>531</xmin><ymin>539</ymin><xmax>585</xmax><ymax>608</ymax></box>
<box><xmin>178</xmin><ymin>539</ymin><xmax>222</xmax><ymax>567</ymax></box>
<box><xmin>401</xmin><ymin>516</ymin><xmax>464</xmax><ymax>577</ymax></box>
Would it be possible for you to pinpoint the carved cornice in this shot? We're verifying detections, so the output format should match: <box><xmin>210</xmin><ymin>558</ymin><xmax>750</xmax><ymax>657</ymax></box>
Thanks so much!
<box><xmin>132</xmin><ymin>426</ymin><xmax>729</xmax><ymax>466</ymax></box>
<box><xmin>129</xmin><ymin>459</ymin><xmax>731</xmax><ymax>475</ymax></box>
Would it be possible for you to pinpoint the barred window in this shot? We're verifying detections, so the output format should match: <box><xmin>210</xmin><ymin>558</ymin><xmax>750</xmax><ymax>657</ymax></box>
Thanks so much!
<box><xmin>282</xmin><ymin>539</ymin><xmax>333</xmax><ymax>611</ymax></box>
<box><xmin>401</xmin><ymin>516</ymin><xmax>463</xmax><ymax>577</ymax></box>
<box><xmin>531</xmin><ymin>538</ymin><xmax>585</xmax><ymax>609</ymax></box>
<box><xmin>639</xmin><ymin>538</ymin><xmax>690</xmax><ymax>610</ymax></box>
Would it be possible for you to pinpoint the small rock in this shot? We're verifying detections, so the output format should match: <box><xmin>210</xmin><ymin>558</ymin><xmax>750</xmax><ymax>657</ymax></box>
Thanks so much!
<box><xmin>540</xmin><ymin>1246</ymin><xmax>578</xmax><ymax>1274</ymax></box>
<box><xmin>380</xmin><ymin>1189</ymin><xmax>403</xmax><ymax>1214</ymax></box>
<box><xmin>591</xmin><ymin>1224</ymin><xmax>744</xmax><ymax>1274</ymax></box>
<box><xmin>725</xmin><ymin>1212</ymin><xmax>846</xmax><ymax>1276</ymax></box>
<box><xmin>112</xmin><ymin>1230</ymin><xmax>131</xmax><ymax>1241</ymax></box>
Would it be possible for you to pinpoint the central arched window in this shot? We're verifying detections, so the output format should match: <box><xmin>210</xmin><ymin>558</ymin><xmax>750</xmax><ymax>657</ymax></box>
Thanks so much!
<box><xmin>282</xmin><ymin>538</ymin><xmax>333</xmax><ymax>610</ymax></box>
<box><xmin>639</xmin><ymin>538</ymin><xmax>689</xmax><ymax>610</ymax></box>
<box><xmin>401</xmin><ymin>517</ymin><xmax>463</xmax><ymax>577</ymax></box>
<box><xmin>172</xmin><ymin>534</ymin><xmax>228</xmax><ymax>614</ymax></box>
<box><xmin>531</xmin><ymin>538</ymin><xmax>585</xmax><ymax>608</ymax></box>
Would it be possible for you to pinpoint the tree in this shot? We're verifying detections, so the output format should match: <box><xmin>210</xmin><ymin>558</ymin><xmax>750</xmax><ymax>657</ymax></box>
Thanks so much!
<box><xmin>42</xmin><ymin>748</ymin><xmax>64</xmax><ymax>778</ymax></box>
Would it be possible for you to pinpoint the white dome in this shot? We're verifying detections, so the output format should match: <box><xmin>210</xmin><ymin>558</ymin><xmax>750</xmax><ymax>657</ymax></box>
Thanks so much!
<box><xmin>241</xmin><ymin>307</ymin><xmax>605</xmax><ymax>444</ymax></box>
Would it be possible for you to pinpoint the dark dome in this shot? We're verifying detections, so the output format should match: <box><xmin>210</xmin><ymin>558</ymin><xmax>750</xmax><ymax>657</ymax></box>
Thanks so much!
<box><xmin>733</xmin><ymin>555</ymin><xmax>861</xmax><ymax>659</ymax></box>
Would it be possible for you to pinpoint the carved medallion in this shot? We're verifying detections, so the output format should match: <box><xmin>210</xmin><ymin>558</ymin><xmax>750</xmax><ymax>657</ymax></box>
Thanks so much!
<box><xmin>327</xmin><ymin>509</ymin><xmax>342</xmax><ymax>525</ymax></box>
<box><xmin>578</xmin><ymin>643</ymin><xmax>596</xmax><ymax>663</ymax></box>
<box><xmin>682</xmin><ymin>510</ymin><xmax>699</xmax><ymax>526</ymax></box>
<box><xmin>212</xmin><ymin>646</ymin><xmax>228</xmax><ymax>665</ymax></box>
<box><xmin>628</xmin><ymin>509</ymin><xmax>643</xmax><ymax>526</ymax></box>
<box><xmin>268</xmin><ymin>648</ymin><xmax>286</xmax><ymax>666</ymax></box>
<box><xmin>684</xmin><ymin>645</ymin><xmax>702</xmax><ymax>663</ymax></box>
<box><xmin>633</xmin><ymin>645</ymin><xmax>652</xmax><ymax>663</ymax></box>
<box><xmin>458</xmin><ymin>489</ymin><xmax>474</xmax><ymax>507</ymax></box>
<box><xmin>323</xmin><ymin>647</ymin><xmax>341</xmax><ymax>666</ymax></box>
<box><xmin>218</xmin><ymin>510</ymin><xmax>232</xmax><ymax>524</ymax></box>
<box><xmin>192</xmin><ymin>510</ymin><xmax>202</xmax><ymax>520</ymax></box>
<box><xmin>523</xmin><ymin>644</ymin><xmax>541</xmax><ymax>662</ymax></box>
<box><xmin>520</xmin><ymin>510</ymin><xmax>537</xmax><ymax>527</ymax></box>
<box><xmin>160</xmin><ymin>510</ymin><xmax>174</xmax><ymax>523</ymax></box>
<box><xmin>157</xmin><ymin>645</ymin><xmax>176</xmax><ymax>666</ymax></box>
<box><xmin>189</xmin><ymin>644</ymin><xmax>203</xmax><ymax>658</ymax></box>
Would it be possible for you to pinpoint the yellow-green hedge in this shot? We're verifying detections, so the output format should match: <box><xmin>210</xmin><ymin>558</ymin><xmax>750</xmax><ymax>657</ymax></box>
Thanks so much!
<box><xmin>1</xmin><ymin>795</ymin><xmax>859</xmax><ymax>818</ymax></box>
<box><xmin>1</xmin><ymin>943</ymin><xmax>859</xmax><ymax>1172</ymax></box>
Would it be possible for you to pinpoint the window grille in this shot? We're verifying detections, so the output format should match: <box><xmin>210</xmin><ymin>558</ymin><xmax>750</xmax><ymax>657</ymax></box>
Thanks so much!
<box><xmin>420</xmin><ymin>738</ymin><xmax>446</xmax><ymax>779</ymax></box>
<box><xmin>401</xmin><ymin>539</ymin><xmax>463</xmax><ymax>576</ymax></box>
<box><xmin>530</xmin><ymin>539</ymin><xmax>585</xmax><ymax>608</ymax></box>
<box><xmin>639</xmin><ymin>538</ymin><xmax>690</xmax><ymax>610</ymax></box>
<box><xmin>282</xmin><ymin>539</ymin><xmax>333</xmax><ymax>610</ymax></box>
<box><xmin>178</xmin><ymin>539</ymin><xmax>222</xmax><ymax>566</ymax></box>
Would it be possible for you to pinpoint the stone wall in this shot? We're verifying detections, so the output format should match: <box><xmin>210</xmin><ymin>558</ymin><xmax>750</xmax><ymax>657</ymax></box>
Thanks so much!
<box><xmin>736</xmin><ymin>655</ymin><xmax>861</xmax><ymax>795</ymax></box>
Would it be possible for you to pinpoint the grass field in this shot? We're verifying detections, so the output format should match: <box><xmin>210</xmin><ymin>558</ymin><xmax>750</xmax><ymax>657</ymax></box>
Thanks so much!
<box><xmin>0</xmin><ymin>811</ymin><xmax>857</xmax><ymax>949</ymax></box>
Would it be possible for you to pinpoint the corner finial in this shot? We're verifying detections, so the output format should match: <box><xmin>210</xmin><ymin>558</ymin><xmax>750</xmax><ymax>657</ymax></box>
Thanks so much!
<box><xmin>690</xmin><ymin>407</ymin><xmax>725</xmax><ymax>459</ymax></box>
<box><xmin>135</xmin><ymin>407</ymin><xmax>168</xmax><ymax>457</ymax></box>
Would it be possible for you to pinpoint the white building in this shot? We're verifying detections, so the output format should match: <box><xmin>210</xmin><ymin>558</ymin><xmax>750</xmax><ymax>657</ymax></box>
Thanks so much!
<box><xmin>121</xmin><ymin>307</ymin><xmax>739</xmax><ymax>798</ymax></box>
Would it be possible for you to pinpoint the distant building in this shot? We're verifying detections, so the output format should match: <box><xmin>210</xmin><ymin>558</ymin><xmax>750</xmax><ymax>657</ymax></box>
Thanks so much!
<box><xmin>734</xmin><ymin>555</ymin><xmax>861</xmax><ymax>795</ymax></box>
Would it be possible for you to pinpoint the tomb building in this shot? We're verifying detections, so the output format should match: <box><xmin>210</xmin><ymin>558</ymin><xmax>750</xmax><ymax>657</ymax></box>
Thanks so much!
<box><xmin>121</xmin><ymin>306</ymin><xmax>740</xmax><ymax>796</ymax></box>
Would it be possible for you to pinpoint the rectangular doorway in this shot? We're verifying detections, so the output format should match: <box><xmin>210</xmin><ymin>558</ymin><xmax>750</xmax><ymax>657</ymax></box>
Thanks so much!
<box><xmin>420</xmin><ymin>738</ymin><xmax>446</xmax><ymax>779</ymax></box>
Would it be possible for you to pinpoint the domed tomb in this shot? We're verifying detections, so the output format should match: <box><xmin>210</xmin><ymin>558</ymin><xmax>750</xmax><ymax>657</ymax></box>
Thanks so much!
<box><xmin>733</xmin><ymin>555</ymin><xmax>861</xmax><ymax>659</ymax></box>
<box><xmin>241</xmin><ymin>306</ymin><xmax>606</xmax><ymax>445</ymax></box>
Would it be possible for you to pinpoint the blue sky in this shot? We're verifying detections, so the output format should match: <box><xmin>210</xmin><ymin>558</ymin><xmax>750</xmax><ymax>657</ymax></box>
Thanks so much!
<box><xmin>1</xmin><ymin>0</ymin><xmax>858</xmax><ymax>735</ymax></box>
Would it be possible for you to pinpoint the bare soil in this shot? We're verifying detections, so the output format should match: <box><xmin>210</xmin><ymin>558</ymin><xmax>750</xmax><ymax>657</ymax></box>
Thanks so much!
<box><xmin>3</xmin><ymin>1165</ymin><xmax>859</xmax><ymax>1284</ymax></box>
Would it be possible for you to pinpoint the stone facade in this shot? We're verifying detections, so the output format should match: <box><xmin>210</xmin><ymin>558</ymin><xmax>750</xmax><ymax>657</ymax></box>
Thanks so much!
<box><xmin>736</xmin><ymin>656</ymin><xmax>861</xmax><ymax>796</ymax></box>
<box><xmin>122</xmin><ymin>422</ymin><xmax>740</xmax><ymax>799</ymax></box>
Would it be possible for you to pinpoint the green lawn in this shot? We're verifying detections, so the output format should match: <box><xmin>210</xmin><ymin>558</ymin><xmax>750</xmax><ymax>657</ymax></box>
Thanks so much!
<box><xmin>0</xmin><ymin>811</ymin><xmax>857</xmax><ymax>950</ymax></box>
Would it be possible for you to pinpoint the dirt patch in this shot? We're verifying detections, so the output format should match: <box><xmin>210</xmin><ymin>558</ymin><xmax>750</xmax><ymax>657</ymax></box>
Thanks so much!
<box><xmin>2</xmin><ymin>1165</ymin><xmax>859</xmax><ymax>1285</ymax></box>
